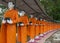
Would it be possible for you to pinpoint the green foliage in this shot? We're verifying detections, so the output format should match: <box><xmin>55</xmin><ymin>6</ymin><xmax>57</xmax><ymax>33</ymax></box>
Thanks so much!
<box><xmin>0</xmin><ymin>4</ymin><xmax>6</xmax><ymax>9</ymax></box>
<box><xmin>40</xmin><ymin>0</ymin><xmax>60</xmax><ymax>21</ymax></box>
<box><xmin>0</xmin><ymin>4</ymin><xmax>7</xmax><ymax>26</ymax></box>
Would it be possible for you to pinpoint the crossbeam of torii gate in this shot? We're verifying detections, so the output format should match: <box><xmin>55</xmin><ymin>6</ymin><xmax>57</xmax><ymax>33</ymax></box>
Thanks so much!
<box><xmin>0</xmin><ymin>0</ymin><xmax>53</xmax><ymax>21</ymax></box>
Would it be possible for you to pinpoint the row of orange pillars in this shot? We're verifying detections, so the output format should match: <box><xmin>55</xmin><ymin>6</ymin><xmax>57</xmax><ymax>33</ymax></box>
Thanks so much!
<box><xmin>0</xmin><ymin>18</ymin><xmax>60</xmax><ymax>43</ymax></box>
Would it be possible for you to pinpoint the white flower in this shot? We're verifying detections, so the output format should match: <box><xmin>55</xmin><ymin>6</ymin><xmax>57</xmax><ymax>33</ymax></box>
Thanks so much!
<box><xmin>0</xmin><ymin>8</ymin><xmax>2</xmax><ymax>14</ymax></box>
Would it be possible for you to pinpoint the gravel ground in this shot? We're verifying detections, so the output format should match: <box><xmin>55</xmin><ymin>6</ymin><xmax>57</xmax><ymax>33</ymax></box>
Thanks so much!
<box><xmin>45</xmin><ymin>30</ymin><xmax>60</xmax><ymax>43</ymax></box>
